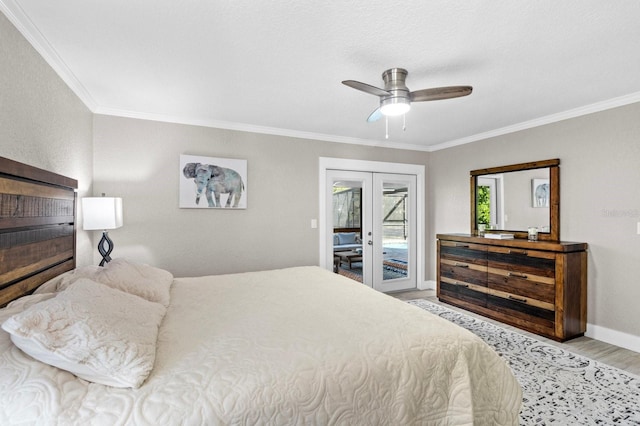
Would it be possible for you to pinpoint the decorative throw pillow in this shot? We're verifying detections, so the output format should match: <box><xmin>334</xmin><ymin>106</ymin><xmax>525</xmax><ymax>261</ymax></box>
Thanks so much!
<box><xmin>35</xmin><ymin>258</ymin><xmax>173</xmax><ymax>307</ymax></box>
<box><xmin>2</xmin><ymin>278</ymin><xmax>167</xmax><ymax>388</ymax></box>
<box><xmin>337</xmin><ymin>232</ymin><xmax>358</xmax><ymax>245</ymax></box>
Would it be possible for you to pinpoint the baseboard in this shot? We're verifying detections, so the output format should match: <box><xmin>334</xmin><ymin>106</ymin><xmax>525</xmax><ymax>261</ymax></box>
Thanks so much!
<box><xmin>412</xmin><ymin>285</ymin><xmax>640</xmax><ymax>353</ymax></box>
<box><xmin>418</xmin><ymin>280</ymin><xmax>436</xmax><ymax>291</ymax></box>
<box><xmin>586</xmin><ymin>323</ymin><xmax>640</xmax><ymax>354</ymax></box>
<box><xmin>413</xmin><ymin>282</ymin><xmax>640</xmax><ymax>354</ymax></box>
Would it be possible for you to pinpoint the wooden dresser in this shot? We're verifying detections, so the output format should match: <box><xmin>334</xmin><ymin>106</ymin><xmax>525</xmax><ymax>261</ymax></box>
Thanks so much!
<box><xmin>437</xmin><ymin>233</ymin><xmax>587</xmax><ymax>341</ymax></box>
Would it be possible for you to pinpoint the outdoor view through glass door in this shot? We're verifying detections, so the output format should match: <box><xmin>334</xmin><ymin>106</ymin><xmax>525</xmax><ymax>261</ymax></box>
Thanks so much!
<box><xmin>477</xmin><ymin>176</ymin><xmax>502</xmax><ymax>230</ymax></box>
<box><xmin>327</xmin><ymin>170</ymin><xmax>416</xmax><ymax>292</ymax></box>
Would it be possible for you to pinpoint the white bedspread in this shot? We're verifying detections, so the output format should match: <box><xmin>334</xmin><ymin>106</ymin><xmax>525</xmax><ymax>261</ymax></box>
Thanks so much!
<box><xmin>0</xmin><ymin>266</ymin><xmax>521</xmax><ymax>425</ymax></box>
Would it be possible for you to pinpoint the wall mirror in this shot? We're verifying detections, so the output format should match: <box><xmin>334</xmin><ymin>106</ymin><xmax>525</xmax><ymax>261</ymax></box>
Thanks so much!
<box><xmin>470</xmin><ymin>159</ymin><xmax>560</xmax><ymax>241</ymax></box>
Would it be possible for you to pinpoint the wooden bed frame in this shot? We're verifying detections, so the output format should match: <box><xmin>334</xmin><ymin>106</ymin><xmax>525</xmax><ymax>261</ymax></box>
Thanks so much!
<box><xmin>0</xmin><ymin>156</ymin><xmax>77</xmax><ymax>306</ymax></box>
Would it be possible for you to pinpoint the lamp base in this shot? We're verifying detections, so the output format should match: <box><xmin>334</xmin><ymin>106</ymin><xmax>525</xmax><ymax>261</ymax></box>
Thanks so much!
<box><xmin>97</xmin><ymin>231</ymin><xmax>114</xmax><ymax>267</ymax></box>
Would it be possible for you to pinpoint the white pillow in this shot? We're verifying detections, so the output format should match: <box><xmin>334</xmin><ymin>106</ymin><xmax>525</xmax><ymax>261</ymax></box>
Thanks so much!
<box><xmin>2</xmin><ymin>278</ymin><xmax>166</xmax><ymax>388</ymax></box>
<box><xmin>4</xmin><ymin>293</ymin><xmax>57</xmax><ymax>312</ymax></box>
<box><xmin>35</xmin><ymin>258</ymin><xmax>173</xmax><ymax>307</ymax></box>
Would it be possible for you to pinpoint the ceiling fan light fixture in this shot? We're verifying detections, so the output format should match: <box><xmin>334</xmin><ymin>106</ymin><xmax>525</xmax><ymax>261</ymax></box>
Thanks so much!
<box><xmin>380</xmin><ymin>98</ymin><xmax>410</xmax><ymax>116</ymax></box>
<box><xmin>343</xmin><ymin>67</ymin><xmax>471</xmax><ymax>123</ymax></box>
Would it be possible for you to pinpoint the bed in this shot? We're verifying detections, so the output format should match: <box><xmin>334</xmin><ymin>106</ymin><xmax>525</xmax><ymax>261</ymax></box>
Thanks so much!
<box><xmin>0</xmin><ymin>156</ymin><xmax>522</xmax><ymax>425</ymax></box>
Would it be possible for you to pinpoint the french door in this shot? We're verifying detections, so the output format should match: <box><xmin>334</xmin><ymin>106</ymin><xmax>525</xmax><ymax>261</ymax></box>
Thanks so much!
<box><xmin>326</xmin><ymin>170</ymin><xmax>417</xmax><ymax>292</ymax></box>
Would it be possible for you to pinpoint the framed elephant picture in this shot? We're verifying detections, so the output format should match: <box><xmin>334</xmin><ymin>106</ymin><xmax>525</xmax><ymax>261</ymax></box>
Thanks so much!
<box><xmin>531</xmin><ymin>178</ymin><xmax>549</xmax><ymax>208</ymax></box>
<box><xmin>180</xmin><ymin>154</ymin><xmax>247</xmax><ymax>209</ymax></box>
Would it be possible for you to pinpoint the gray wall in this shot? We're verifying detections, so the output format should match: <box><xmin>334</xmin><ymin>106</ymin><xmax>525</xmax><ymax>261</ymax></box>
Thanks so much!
<box><xmin>429</xmin><ymin>102</ymin><xmax>640</xmax><ymax>345</ymax></box>
<box><xmin>0</xmin><ymin>12</ymin><xmax>94</xmax><ymax>267</ymax></box>
<box><xmin>92</xmin><ymin>114</ymin><xmax>429</xmax><ymax>278</ymax></box>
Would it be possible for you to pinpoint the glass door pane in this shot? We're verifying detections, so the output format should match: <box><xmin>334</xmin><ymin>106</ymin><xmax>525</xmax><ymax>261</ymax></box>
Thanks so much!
<box><xmin>373</xmin><ymin>173</ymin><xmax>416</xmax><ymax>292</ymax></box>
<box><xmin>326</xmin><ymin>170</ymin><xmax>372</xmax><ymax>286</ymax></box>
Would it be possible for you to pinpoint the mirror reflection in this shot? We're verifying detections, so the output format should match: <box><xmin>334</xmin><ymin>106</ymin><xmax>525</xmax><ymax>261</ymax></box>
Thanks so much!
<box><xmin>476</xmin><ymin>167</ymin><xmax>550</xmax><ymax>232</ymax></box>
<box><xmin>471</xmin><ymin>159</ymin><xmax>559</xmax><ymax>241</ymax></box>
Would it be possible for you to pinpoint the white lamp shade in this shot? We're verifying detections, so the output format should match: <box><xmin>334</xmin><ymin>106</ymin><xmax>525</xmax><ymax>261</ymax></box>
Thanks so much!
<box><xmin>82</xmin><ymin>197</ymin><xmax>123</xmax><ymax>230</ymax></box>
<box><xmin>380</xmin><ymin>98</ymin><xmax>411</xmax><ymax>116</ymax></box>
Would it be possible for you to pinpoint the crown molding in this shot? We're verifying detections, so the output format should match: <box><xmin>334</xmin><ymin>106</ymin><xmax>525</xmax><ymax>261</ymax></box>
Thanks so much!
<box><xmin>0</xmin><ymin>0</ymin><xmax>98</xmax><ymax>111</ymax></box>
<box><xmin>94</xmin><ymin>106</ymin><xmax>432</xmax><ymax>152</ymax></box>
<box><xmin>429</xmin><ymin>91</ymin><xmax>640</xmax><ymax>152</ymax></box>
<box><xmin>90</xmin><ymin>90</ymin><xmax>640</xmax><ymax>153</ymax></box>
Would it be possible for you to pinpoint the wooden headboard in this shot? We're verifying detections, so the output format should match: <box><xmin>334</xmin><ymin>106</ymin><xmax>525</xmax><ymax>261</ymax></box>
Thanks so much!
<box><xmin>0</xmin><ymin>156</ymin><xmax>77</xmax><ymax>306</ymax></box>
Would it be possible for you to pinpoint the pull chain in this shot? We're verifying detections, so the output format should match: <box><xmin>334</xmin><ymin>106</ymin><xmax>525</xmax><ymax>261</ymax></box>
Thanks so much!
<box><xmin>384</xmin><ymin>114</ymin><xmax>408</xmax><ymax>139</ymax></box>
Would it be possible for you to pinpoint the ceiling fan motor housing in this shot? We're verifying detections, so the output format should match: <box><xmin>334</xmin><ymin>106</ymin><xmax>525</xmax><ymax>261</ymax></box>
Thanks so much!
<box><xmin>382</xmin><ymin>68</ymin><xmax>409</xmax><ymax>90</ymax></box>
<box><xmin>380</xmin><ymin>68</ymin><xmax>411</xmax><ymax>115</ymax></box>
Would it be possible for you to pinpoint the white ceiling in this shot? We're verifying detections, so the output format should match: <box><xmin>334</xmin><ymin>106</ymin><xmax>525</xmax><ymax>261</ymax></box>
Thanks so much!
<box><xmin>3</xmin><ymin>1</ymin><xmax>640</xmax><ymax>151</ymax></box>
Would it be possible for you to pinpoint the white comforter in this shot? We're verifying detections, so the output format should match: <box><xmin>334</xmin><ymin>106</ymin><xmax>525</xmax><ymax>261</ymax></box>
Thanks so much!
<box><xmin>0</xmin><ymin>266</ymin><xmax>521</xmax><ymax>425</ymax></box>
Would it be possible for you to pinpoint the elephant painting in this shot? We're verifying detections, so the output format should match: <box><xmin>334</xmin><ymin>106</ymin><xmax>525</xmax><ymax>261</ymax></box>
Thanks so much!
<box><xmin>183</xmin><ymin>162</ymin><xmax>245</xmax><ymax>208</ymax></box>
<box><xmin>533</xmin><ymin>182</ymin><xmax>549</xmax><ymax>207</ymax></box>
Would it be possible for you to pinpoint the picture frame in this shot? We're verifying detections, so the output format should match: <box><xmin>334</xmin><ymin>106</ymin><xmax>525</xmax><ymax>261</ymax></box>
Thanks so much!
<box><xmin>531</xmin><ymin>178</ymin><xmax>550</xmax><ymax>208</ymax></box>
<box><xmin>180</xmin><ymin>154</ymin><xmax>247</xmax><ymax>209</ymax></box>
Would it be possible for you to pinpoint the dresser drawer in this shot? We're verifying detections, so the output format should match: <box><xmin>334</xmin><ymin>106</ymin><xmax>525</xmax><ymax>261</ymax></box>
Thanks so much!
<box><xmin>487</xmin><ymin>294</ymin><xmax>555</xmax><ymax>335</ymax></box>
<box><xmin>440</xmin><ymin>241</ymin><xmax>487</xmax><ymax>266</ymax></box>
<box><xmin>440</xmin><ymin>258</ymin><xmax>487</xmax><ymax>287</ymax></box>
<box><xmin>487</xmin><ymin>267</ymin><xmax>555</xmax><ymax>305</ymax></box>
<box><xmin>487</xmin><ymin>246</ymin><xmax>555</xmax><ymax>278</ymax></box>
<box><xmin>440</xmin><ymin>277</ymin><xmax>488</xmax><ymax>306</ymax></box>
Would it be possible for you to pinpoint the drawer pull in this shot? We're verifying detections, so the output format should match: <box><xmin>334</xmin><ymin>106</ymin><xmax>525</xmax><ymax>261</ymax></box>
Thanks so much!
<box><xmin>508</xmin><ymin>249</ymin><xmax>527</xmax><ymax>255</ymax></box>
<box><xmin>454</xmin><ymin>282</ymin><xmax>469</xmax><ymax>288</ymax></box>
<box><xmin>454</xmin><ymin>263</ymin><xmax>469</xmax><ymax>268</ymax></box>
<box><xmin>508</xmin><ymin>295</ymin><xmax>527</xmax><ymax>303</ymax></box>
<box><xmin>455</xmin><ymin>243</ymin><xmax>470</xmax><ymax>248</ymax></box>
<box><xmin>508</xmin><ymin>272</ymin><xmax>528</xmax><ymax>279</ymax></box>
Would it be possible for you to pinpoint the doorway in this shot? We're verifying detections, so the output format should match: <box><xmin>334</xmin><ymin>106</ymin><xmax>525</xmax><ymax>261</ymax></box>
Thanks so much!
<box><xmin>477</xmin><ymin>175</ymin><xmax>503</xmax><ymax>230</ymax></box>
<box><xmin>319</xmin><ymin>158</ymin><xmax>424</xmax><ymax>292</ymax></box>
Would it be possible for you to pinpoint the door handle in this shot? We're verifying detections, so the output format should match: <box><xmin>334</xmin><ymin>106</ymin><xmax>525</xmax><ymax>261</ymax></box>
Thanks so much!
<box><xmin>368</xmin><ymin>240</ymin><xmax>373</xmax><ymax>245</ymax></box>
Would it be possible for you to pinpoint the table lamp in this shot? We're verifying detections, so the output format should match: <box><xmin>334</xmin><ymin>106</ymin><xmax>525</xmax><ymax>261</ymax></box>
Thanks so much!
<box><xmin>82</xmin><ymin>196</ymin><xmax>123</xmax><ymax>266</ymax></box>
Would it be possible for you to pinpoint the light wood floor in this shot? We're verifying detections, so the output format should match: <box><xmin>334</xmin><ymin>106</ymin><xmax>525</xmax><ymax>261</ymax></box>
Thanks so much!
<box><xmin>391</xmin><ymin>289</ymin><xmax>640</xmax><ymax>377</ymax></box>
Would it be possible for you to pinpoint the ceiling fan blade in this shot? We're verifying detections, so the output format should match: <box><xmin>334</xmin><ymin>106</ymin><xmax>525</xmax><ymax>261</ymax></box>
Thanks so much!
<box><xmin>342</xmin><ymin>80</ymin><xmax>391</xmax><ymax>97</ymax></box>
<box><xmin>410</xmin><ymin>86</ymin><xmax>473</xmax><ymax>102</ymax></box>
<box><xmin>367</xmin><ymin>107</ymin><xmax>383</xmax><ymax>122</ymax></box>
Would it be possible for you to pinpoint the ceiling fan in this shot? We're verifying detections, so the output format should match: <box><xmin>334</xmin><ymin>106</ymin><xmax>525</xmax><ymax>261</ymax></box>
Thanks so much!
<box><xmin>342</xmin><ymin>68</ymin><xmax>472</xmax><ymax>122</ymax></box>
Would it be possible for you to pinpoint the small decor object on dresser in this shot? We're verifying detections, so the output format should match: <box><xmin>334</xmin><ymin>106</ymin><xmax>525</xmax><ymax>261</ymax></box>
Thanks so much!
<box><xmin>180</xmin><ymin>154</ymin><xmax>247</xmax><ymax>209</ymax></box>
<box><xmin>484</xmin><ymin>233</ymin><xmax>514</xmax><ymax>240</ymax></box>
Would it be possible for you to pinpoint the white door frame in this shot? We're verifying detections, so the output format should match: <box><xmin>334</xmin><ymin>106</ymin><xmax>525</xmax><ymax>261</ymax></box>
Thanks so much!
<box><xmin>319</xmin><ymin>157</ymin><xmax>427</xmax><ymax>290</ymax></box>
<box><xmin>477</xmin><ymin>174</ymin><xmax>504</xmax><ymax>230</ymax></box>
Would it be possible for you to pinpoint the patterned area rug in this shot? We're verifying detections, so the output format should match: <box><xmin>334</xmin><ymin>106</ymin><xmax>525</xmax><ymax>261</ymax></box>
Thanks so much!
<box><xmin>382</xmin><ymin>259</ymin><xmax>407</xmax><ymax>277</ymax></box>
<box><xmin>408</xmin><ymin>299</ymin><xmax>640</xmax><ymax>425</ymax></box>
<box><xmin>336</xmin><ymin>267</ymin><xmax>363</xmax><ymax>282</ymax></box>
<box><xmin>337</xmin><ymin>260</ymin><xmax>407</xmax><ymax>283</ymax></box>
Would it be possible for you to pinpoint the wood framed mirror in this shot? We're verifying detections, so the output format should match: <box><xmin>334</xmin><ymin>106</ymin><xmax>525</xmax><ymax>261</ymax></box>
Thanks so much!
<box><xmin>470</xmin><ymin>159</ymin><xmax>559</xmax><ymax>241</ymax></box>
